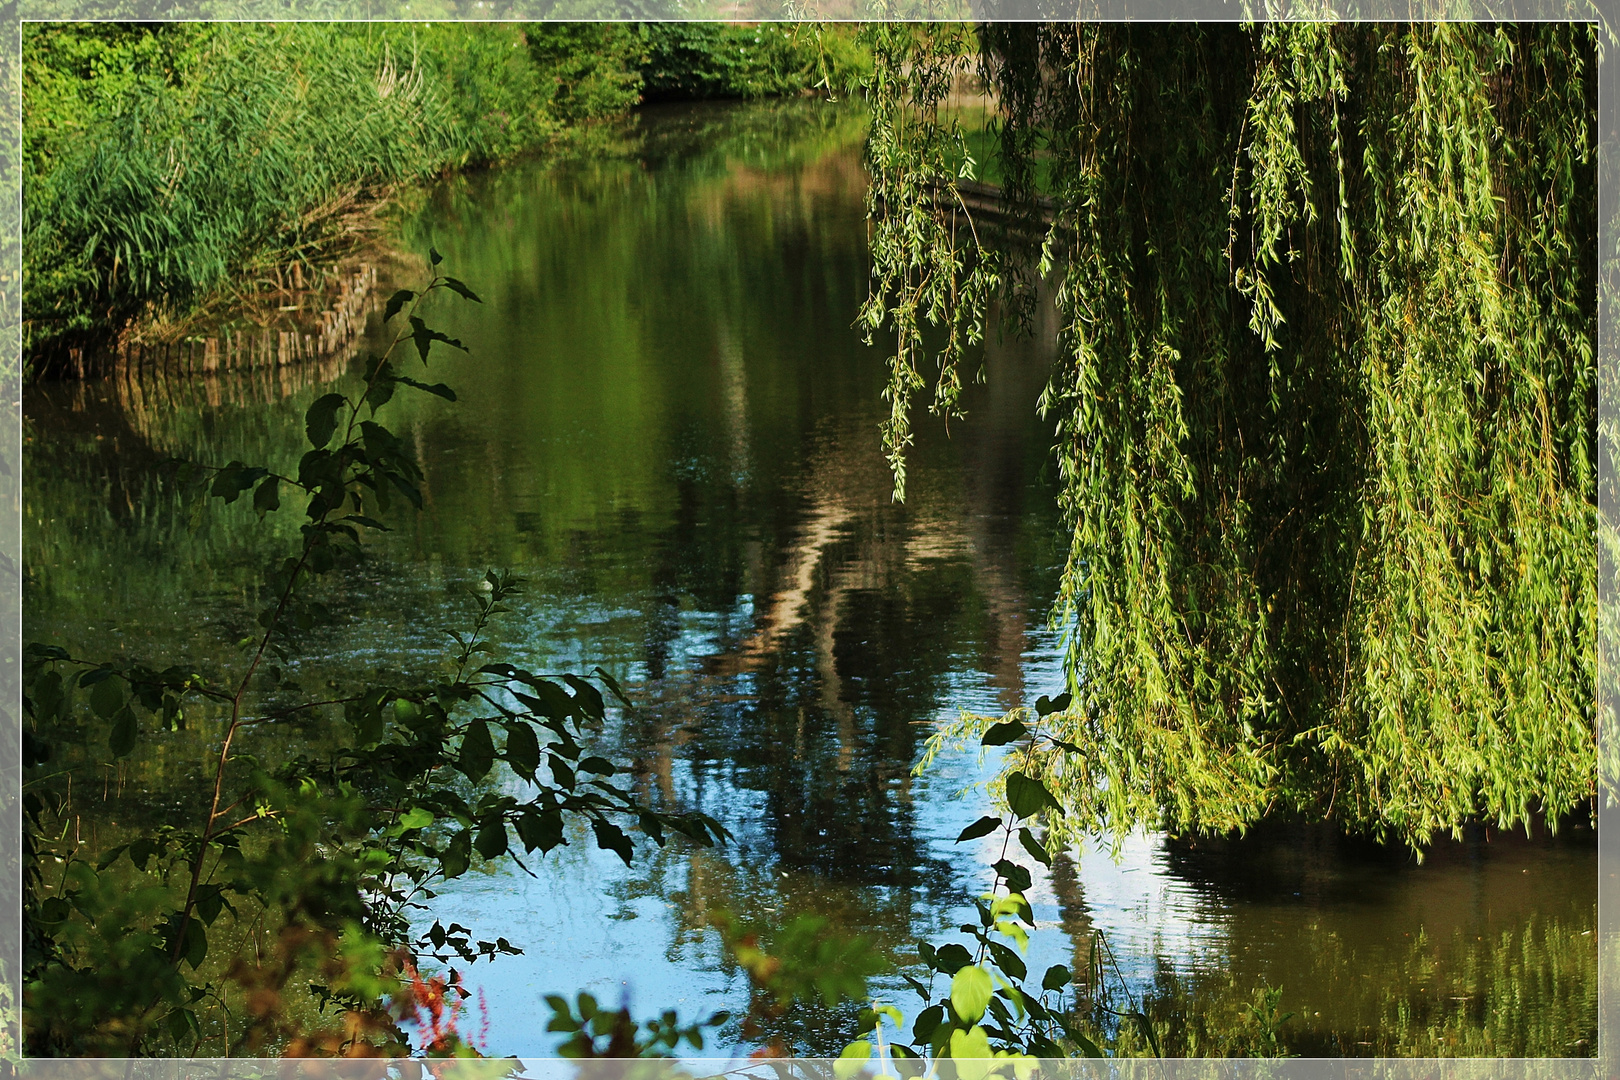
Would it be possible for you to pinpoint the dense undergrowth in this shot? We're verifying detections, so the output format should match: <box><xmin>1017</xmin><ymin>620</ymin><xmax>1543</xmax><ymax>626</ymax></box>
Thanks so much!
<box><xmin>22</xmin><ymin>21</ymin><xmax>869</xmax><ymax>367</ymax></box>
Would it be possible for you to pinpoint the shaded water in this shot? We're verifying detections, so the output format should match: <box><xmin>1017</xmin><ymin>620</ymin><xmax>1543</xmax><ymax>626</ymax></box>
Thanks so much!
<box><xmin>24</xmin><ymin>100</ymin><xmax>1595</xmax><ymax>1058</ymax></box>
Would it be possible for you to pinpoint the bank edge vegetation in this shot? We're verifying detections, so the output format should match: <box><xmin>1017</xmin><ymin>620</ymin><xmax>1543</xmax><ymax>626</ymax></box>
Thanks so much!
<box><xmin>22</xmin><ymin>22</ymin><xmax>871</xmax><ymax>363</ymax></box>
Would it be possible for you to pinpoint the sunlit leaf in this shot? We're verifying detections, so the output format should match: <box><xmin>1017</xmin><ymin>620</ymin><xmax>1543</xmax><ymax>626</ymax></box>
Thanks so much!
<box><xmin>950</xmin><ymin>965</ymin><xmax>993</xmax><ymax>1024</ymax></box>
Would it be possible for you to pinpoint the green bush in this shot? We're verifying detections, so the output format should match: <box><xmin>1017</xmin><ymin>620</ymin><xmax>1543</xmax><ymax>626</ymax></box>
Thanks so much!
<box><xmin>640</xmin><ymin>23</ymin><xmax>868</xmax><ymax>102</ymax></box>
<box><xmin>525</xmin><ymin>22</ymin><xmax>647</xmax><ymax>123</ymax></box>
<box><xmin>22</xmin><ymin>23</ymin><xmax>213</xmax><ymax>177</ymax></box>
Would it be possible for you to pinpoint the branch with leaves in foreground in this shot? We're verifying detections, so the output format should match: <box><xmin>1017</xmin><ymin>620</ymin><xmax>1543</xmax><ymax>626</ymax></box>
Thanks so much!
<box><xmin>22</xmin><ymin>258</ymin><xmax>726</xmax><ymax>1057</ymax></box>
<box><xmin>838</xmin><ymin>694</ymin><xmax>1298</xmax><ymax>1069</ymax></box>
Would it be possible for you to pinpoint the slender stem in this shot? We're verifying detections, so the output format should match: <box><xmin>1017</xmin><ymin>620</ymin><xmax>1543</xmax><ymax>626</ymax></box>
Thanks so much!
<box><xmin>974</xmin><ymin>719</ymin><xmax>1040</xmax><ymax>965</ymax></box>
<box><xmin>218</xmin><ymin>810</ymin><xmax>283</xmax><ymax>834</ymax></box>
<box><xmin>170</xmin><ymin>274</ymin><xmax>444</xmax><ymax>965</ymax></box>
<box><xmin>173</xmin><ymin>542</ymin><xmax>312</xmax><ymax>962</ymax></box>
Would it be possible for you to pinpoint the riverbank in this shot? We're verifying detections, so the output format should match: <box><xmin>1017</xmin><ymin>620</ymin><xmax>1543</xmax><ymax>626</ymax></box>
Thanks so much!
<box><xmin>22</xmin><ymin>22</ymin><xmax>870</xmax><ymax>375</ymax></box>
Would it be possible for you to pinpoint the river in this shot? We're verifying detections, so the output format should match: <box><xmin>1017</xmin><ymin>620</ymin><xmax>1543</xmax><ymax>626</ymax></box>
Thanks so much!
<box><xmin>23</xmin><ymin>99</ymin><xmax>1596</xmax><ymax>1059</ymax></box>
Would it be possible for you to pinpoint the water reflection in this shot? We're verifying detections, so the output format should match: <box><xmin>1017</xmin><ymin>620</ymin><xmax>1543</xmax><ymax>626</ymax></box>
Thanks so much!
<box><xmin>22</xmin><ymin>98</ymin><xmax>1594</xmax><ymax>1058</ymax></box>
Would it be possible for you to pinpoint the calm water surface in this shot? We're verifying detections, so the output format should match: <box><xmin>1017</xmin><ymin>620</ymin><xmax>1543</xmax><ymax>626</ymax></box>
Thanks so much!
<box><xmin>24</xmin><ymin>100</ymin><xmax>1596</xmax><ymax>1058</ymax></box>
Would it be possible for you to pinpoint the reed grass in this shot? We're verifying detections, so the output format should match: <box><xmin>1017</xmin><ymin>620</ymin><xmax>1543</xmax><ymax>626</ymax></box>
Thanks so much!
<box><xmin>24</xmin><ymin>23</ymin><xmax>560</xmax><ymax>361</ymax></box>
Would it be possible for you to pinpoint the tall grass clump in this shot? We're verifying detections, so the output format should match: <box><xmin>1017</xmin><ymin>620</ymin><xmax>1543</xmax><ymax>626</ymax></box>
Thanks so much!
<box><xmin>24</xmin><ymin>23</ymin><xmax>564</xmax><ymax>361</ymax></box>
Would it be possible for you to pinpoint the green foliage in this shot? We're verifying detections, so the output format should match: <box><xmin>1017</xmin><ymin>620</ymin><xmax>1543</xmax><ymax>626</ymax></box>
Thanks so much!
<box><xmin>847</xmin><ymin>714</ymin><xmax>1119</xmax><ymax>1067</ymax></box>
<box><xmin>858</xmin><ymin>24</ymin><xmax>1002</xmax><ymax>502</ymax></box>
<box><xmin>525</xmin><ymin>23</ymin><xmax>647</xmax><ymax>124</ymax></box>
<box><xmin>845</xmin><ymin>711</ymin><xmax>1342</xmax><ymax>1067</ymax></box>
<box><xmin>640</xmin><ymin>23</ymin><xmax>868</xmax><ymax>103</ymax></box>
<box><xmin>21</xmin><ymin>266</ymin><xmax>725</xmax><ymax>1056</ymax></box>
<box><xmin>861</xmin><ymin>23</ymin><xmax>1597</xmax><ymax>849</ymax></box>
<box><xmin>715</xmin><ymin>909</ymin><xmax>889</xmax><ymax>1011</ymax></box>
<box><xmin>1245</xmin><ymin>985</ymin><xmax>1295</xmax><ymax>1058</ymax></box>
<box><xmin>23</xmin><ymin>23</ymin><xmax>561</xmax><ymax>358</ymax></box>
<box><xmin>22</xmin><ymin>23</ymin><xmax>211</xmax><ymax>177</ymax></box>
<box><xmin>543</xmin><ymin>992</ymin><xmax>726</xmax><ymax>1058</ymax></box>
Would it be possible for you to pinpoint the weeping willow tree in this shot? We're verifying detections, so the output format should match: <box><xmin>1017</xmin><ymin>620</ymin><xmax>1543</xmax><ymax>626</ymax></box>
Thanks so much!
<box><xmin>861</xmin><ymin>23</ymin><xmax>1597</xmax><ymax>848</ymax></box>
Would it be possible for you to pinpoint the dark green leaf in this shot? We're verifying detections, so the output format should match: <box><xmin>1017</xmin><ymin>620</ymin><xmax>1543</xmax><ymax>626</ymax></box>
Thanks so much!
<box><xmin>29</xmin><ymin>669</ymin><xmax>64</xmax><ymax>724</ymax></box>
<box><xmin>384</xmin><ymin>289</ymin><xmax>415</xmax><ymax>323</ymax></box>
<box><xmin>1035</xmin><ymin>691</ymin><xmax>1072</xmax><ymax>717</ymax></box>
<box><xmin>195</xmin><ymin>885</ymin><xmax>230</xmax><ymax>926</ymax></box>
<box><xmin>1018</xmin><ymin>827</ymin><xmax>1052</xmax><ymax>866</ymax></box>
<box><xmin>514</xmin><ymin>680</ymin><xmax>574</xmax><ymax>720</ymax></box>
<box><xmin>1130</xmin><ymin>1011</ymin><xmax>1163</xmax><ymax>1057</ymax></box>
<box><xmin>305</xmin><ymin>393</ymin><xmax>347</xmax><ymax>450</ymax></box>
<box><xmin>563</xmin><ymin>673</ymin><xmax>606</xmax><ymax>721</ymax></box>
<box><xmin>210</xmin><ymin>462</ymin><xmax>267</xmax><ymax>504</ymax></box>
<box><xmin>89</xmin><ymin>674</ymin><xmax>123</xmax><ymax>719</ymax></box>
<box><xmin>1006</xmin><ymin>771</ymin><xmax>1061</xmax><ymax>820</ymax></box>
<box><xmin>253</xmin><ymin>477</ymin><xmax>280</xmax><ymax>518</ymax></box>
<box><xmin>180</xmin><ymin>917</ymin><xmax>207</xmax><ymax>969</ymax></box>
<box><xmin>441</xmin><ymin>277</ymin><xmax>482</xmax><ymax>303</ymax></box>
<box><xmin>108</xmin><ymin>706</ymin><xmax>137</xmax><ymax>758</ymax></box>
<box><xmin>1041</xmin><ymin>964</ymin><xmax>1072</xmax><ymax>992</ymax></box>
<box><xmin>504</xmin><ymin>722</ymin><xmax>540</xmax><ymax>781</ymax></box>
<box><xmin>129</xmin><ymin>838</ymin><xmax>157</xmax><ymax>872</ymax></box>
<box><xmin>459</xmin><ymin>719</ymin><xmax>495</xmax><ymax>780</ymax></box>
<box><xmin>956</xmin><ymin>815</ymin><xmax>1002</xmax><ymax>843</ymax></box>
<box><xmin>933</xmin><ymin>942</ymin><xmax>973</xmax><ymax>974</ymax></box>
<box><xmin>981</xmin><ymin>719</ymin><xmax>1028</xmax><ymax>746</ymax></box>
<box><xmin>912</xmin><ymin>1004</ymin><xmax>944</xmax><ymax>1042</ymax></box>
<box><xmin>992</xmin><ymin>859</ymin><xmax>1032</xmax><ymax>893</ymax></box>
<box><xmin>409</xmin><ymin>316</ymin><xmax>466</xmax><ymax>365</ymax></box>
<box><xmin>986</xmin><ymin>940</ymin><xmax>1026</xmax><ymax>982</ymax></box>
<box><xmin>396</xmin><ymin>376</ymin><xmax>457</xmax><ymax>401</ymax></box>
<box><xmin>365</xmin><ymin>364</ymin><xmax>398</xmax><ymax>413</ymax></box>
<box><xmin>475</xmin><ymin>822</ymin><xmax>508</xmax><ymax>859</ymax></box>
<box><xmin>516</xmin><ymin>808</ymin><xmax>565</xmax><ymax>853</ymax></box>
<box><xmin>22</xmin><ymin>729</ymin><xmax>51</xmax><ymax>767</ymax></box>
<box><xmin>593</xmin><ymin>667</ymin><xmax>634</xmax><ymax>709</ymax></box>
<box><xmin>1072</xmin><ymin>1030</ymin><xmax>1105</xmax><ymax>1058</ymax></box>
<box><xmin>167</xmin><ymin>1007</ymin><xmax>198</xmax><ymax>1043</ymax></box>
<box><xmin>440</xmin><ymin>829</ymin><xmax>473</xmax><ymax>879</ymax></box>
<box><xmin>592</xmin><ymin>819</ymin><xmax>634</xmax><ymax>866</ymax></box>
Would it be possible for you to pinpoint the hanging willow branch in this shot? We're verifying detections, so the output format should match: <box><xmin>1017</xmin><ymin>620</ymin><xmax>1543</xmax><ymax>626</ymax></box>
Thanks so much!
<box><xmin>860</xmin><ymin>23</ymin><xmax>1598</xmax><ymax>849</ymax></box>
